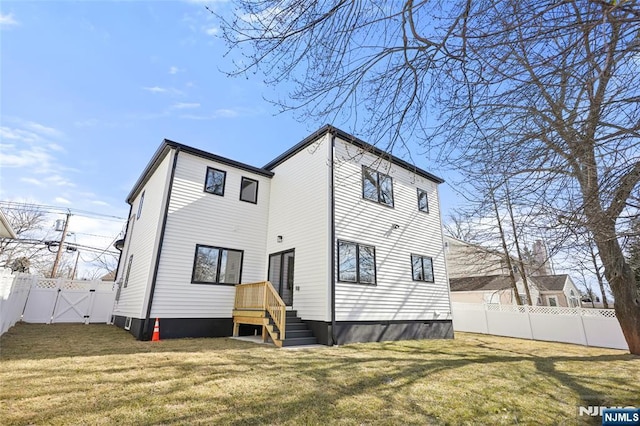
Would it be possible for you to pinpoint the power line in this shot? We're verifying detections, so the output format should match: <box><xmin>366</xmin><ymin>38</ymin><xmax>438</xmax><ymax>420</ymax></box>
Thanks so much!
<box><xmin>0</xmin><ymin>201</ymin><xmax>127</xmax><ymax>221</ymax></box>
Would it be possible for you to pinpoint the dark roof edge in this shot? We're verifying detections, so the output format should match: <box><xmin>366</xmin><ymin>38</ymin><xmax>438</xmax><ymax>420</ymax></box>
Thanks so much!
<box><xmin>164</xmin><ymin>139</ymin><xmax>274</xmax><ymax>178</ymax></box>
<box><xmin>126</xmin><ymin>139</ymin><xmax>274</xmax><ymax>204</ymax></box>
<box><xmin>126</xmin><ymin>142</ymin><xmax>172</xmax><ymax>204</ymax></box>
<box><xmin>264</xmin><ymin>124</ymin><xmax>445</xmax><ymax>184</ymax></box>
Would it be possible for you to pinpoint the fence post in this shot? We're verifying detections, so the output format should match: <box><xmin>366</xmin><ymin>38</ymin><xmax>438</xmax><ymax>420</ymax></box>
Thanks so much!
<box><xmin>483</xmin><ymin>303</ymin><xmax>490</xmax><ymax>334</ymax></box>
<box><xmin>578</xmin><ymin>307</ymin><xmax>589</xmax><ymax>346</ymax></box>
<box><xmin>525</xmin><ymin>305</ymin><xmax>534</xmax><ymax>340</ymax></box>
<box><xmin>85</xmin><ymin>281</ymin><xmax>97</xmax><ymax>325</ymax></box>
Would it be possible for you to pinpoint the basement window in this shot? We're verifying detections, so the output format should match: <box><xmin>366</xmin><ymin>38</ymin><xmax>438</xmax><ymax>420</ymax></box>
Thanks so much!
<box><xmin>192</xmin><ymin>244</ymin><xmax>243</xmax><ymax>285</ymax></box>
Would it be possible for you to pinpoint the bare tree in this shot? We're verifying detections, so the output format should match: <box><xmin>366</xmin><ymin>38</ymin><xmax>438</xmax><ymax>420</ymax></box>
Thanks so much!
<box><xmin>218</xmin><ymin>0</ymin><xmax>640</xmax><ymax>353</ymax></box>
<box><xmin>0</xmin><ymin>203</ymin><xmax>53</xmax><ymax>275</ymax></box>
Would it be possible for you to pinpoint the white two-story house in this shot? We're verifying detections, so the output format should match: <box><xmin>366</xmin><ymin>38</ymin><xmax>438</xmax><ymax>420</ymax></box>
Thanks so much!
<box><xmin>112</xmin><ymin>125</ymin><xmax>452</xmax><ymax>346</ymax></box>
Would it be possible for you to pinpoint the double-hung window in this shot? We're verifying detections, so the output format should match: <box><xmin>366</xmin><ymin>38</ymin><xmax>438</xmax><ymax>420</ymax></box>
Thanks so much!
<box><xmin>192</xmin><ymin>244</ymin><xmax>243</xmax><ymax>285</ymax></box>
<box><xmin>204</xmin><ymin>167</ymin><xmax>226</xmax><ymax>196</ymax></box>
<box><xmin>362</xmin><ymin>166</ymin><xmax>394</xmax><ymax>207</ymax></box>
<box><xmin>417</xmin><ymin>188</ymin><xmax>429</xmax><ymax>213</ymax></box>
<box><xmin>338</xmin><ymin>240</ymin><xmax>376</xmax><ymax>284</ymax></box>
<box><xmin>411</xmin><ymin>254</ymin><xmax>434</xmax><ymax>282</ymax></box>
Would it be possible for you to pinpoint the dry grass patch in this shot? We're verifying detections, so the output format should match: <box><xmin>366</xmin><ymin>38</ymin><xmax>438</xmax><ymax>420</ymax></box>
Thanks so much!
<box><xmin>1</xmin><ymin>323</ymin><xmax>638</xmax><ymax>425</ymax></box>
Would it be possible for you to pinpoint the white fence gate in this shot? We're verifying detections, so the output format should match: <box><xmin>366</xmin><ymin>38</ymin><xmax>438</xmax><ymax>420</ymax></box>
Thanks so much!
<box><xmin>451</xmin><ymin>302</ymin><xmax>628</xmax><ymax>351</ymax></box>
<box><xmin>0</xmin><ymin>269</ymin><xmax>116</xmax><ymax>336</ymax></box>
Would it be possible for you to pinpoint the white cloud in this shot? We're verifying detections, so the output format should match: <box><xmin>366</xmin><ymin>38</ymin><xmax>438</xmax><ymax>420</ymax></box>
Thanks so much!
<box><xmin>180</xmin><ymin>108</ymin><xmax>242</xmax><ymax>120</ymax></box>
<box><xmin>45</xmin><ymin>175</ymin><xmax>76</xmax><ymax>187</ymax></box>
<box><xmin>142</xmin><ymin>86</ymin><xmax>185</xmax><ymax>96</ymax></box>
<box><xmin>74</xmin><ymin>118</ymin><xmax>99</xmax><ymax>127</ymax></box>
<box><xmin>169</xmin><ymin>66</ymin><xmax>184</xmax><ymax>74</ymax></box>
<box><xmin>91</xmin><ymin>200</ymin><xmax>110</xmax><ymax>207</ymax></box>
<box><xmin>0</xmin><ymin>126</ymin><xmax>42</xmax><ymax>144</ymax></box>
<box><xmin>0</xmin><ymin>13</ymin><xmax>19</xmax><ymax>28</ymax></box>
<box><xmin>20</xmin><ymin>177</ymin><xmax>44</xmax><ymax>186</ymax></box>
<box><xmin>26</xmin><ymin>121</ymin><xmax>63</xmax><ymax>138</ymax></box>
<box><xmin>204</xmin><ymin>26</ymin><xmax>219</xmax><ymax>36</ymax></box>
<box><xmin>143</xmin><ymin>86</ymin><xmax>168</xmax><ymax>93</ymax></box>
<box><xmin>0</xmin><ymin>146</ymin><xmax>53</xmax><ymax>168</ymax></box>
<box><xmin>47</xmin><ymin>143</ymin><xmax>65</xmax><ymax>152</ymax></box>
<box><xmin>54</xmin><ymin>197</ymin><xmax>71</xmax><ymax>205</ymax></box>
<box><xmin>172</xmin><ymin>102</ymin><xmax>201</xmax><ymax>109</ymax></box>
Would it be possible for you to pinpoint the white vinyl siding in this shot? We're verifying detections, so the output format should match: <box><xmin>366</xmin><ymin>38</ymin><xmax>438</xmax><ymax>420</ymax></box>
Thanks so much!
<box><xmin>113</xmin><ymin>152</ymin><xmax>173</xmax><ymax>319</ymax></box>
<box><xmin>333</xmin><ymin>138</ymin><xmax>450</xmax><ymax>321</ymax></box>
<box><xmin>150</xmin><ymin>151</ymin><xmax>271</xmax><ymax>318</ymax></box>
<box><xmin>266</xmin><ymin>136</ymin><xmax>331</xmax><ymax>321</ymax></box>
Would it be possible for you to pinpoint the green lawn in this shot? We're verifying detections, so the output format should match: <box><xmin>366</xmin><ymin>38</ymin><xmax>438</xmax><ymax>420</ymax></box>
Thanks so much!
<box><xmin>1</xmin><ymin>323</ymin><xmax>638</xmax><ymax>425</ymax></box>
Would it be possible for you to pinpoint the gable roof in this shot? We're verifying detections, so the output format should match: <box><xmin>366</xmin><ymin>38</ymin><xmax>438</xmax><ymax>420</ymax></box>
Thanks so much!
<box><xmin>263</xmin><ymin>125</ymin><xmax>445</xmax><ymax>184</ymax></box>
<box><xmin>534</xmin><ymin>274</ymin><xmax>568</xmax><ymax>291</ymax></box>
<box><xmin>127</xmin><ymin>125</ymin><xmax>444</xmax><ymax>203</ymax></box>
<box><xmin>449</xmin><ymin>275</ymin><xmax>514</xmax><ymax>292</ymax></box>
<box><xmin>126</xmin><ymin>139</ymin><xmax>275</xmax><ymax>203</ymax></box>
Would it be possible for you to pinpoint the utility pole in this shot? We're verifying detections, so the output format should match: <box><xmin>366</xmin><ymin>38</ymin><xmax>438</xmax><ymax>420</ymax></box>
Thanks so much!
<box><xmin>71</xmin><ymin>250</ymin><xmax>80</xmax><ymax>280</ymax></box>
<box><xmin>50</xmin><ymin>211</ymin><xmax>71</xmax><ymax>278</ymax></box>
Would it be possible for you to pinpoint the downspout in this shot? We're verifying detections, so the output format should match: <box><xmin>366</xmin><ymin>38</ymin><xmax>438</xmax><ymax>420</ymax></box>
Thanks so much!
<box><xmin>330</xmin><ymin>131</ymin><xmax>337</xmax><ymax>345</ymax></box>
<box><xmin>142</xmin><ymin>147</ymin><xmax>180</xmax><ymax>339</ymax></box>
<box><xmin>114</xmin><ymin>204</ymin><xmax>133</xmax><ymax>284</ymax></box>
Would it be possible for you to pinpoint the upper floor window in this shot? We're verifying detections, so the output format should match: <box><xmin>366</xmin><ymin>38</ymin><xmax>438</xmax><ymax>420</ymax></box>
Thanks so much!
<box><xmin>411</xmin><ymin>254</ymin><xmax>434</xmax><ymax>282</ymax></box>
<box><xmin>362</xmin><ymin>166</ymin><xmax>394</xmax><ymax>207</ymax></box>
<box><xmin>204</xmin><ymin>167</ymin><xmax>226</xmax><ymax>196</ymax></box>
<box><xmin>240</xmin><ymin>177</ymin><xmax>258</xmax><ymax>204</ymax></box>
<box><xmin>417</xmin><ymin>188</ymin><xmax>429</xmax><ymax>213</ymax></box>
<box><xmin>338</xmin><ymin>240</ymin><xmax>376</xmax><ymax>284</ymax></box>
<box><xmin>137</xmin><ymin>191</ymin><xmax>145</xmax><ymax>219</ymax></box>
<box><xmin>192</xmin><ymin>244</ymin><xmax>243</xmax><ymax>285</ymax></box>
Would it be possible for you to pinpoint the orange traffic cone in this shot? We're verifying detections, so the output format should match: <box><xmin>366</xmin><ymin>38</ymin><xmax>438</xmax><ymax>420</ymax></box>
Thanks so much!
<box><xmin>152</xmin><ymin>317</ymin><xmax>160</xmax><ymax>341</ymax></box>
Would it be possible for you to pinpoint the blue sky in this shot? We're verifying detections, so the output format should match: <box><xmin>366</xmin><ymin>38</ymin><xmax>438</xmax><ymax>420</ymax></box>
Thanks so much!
<box><xmin>0</xmin><ymin>1</ymin><xmax>462</xmax><ymax>275</ymax></box>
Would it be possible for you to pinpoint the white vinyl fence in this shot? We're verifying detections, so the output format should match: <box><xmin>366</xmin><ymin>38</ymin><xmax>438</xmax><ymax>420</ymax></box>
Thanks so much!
<box><xmin>451</xmin><ymin>302</ymin><xmax>628</xmax><ymax>351</ymax></box>
<box><xmin>0</xmin><ymin>269</ymin><xmax>116</xmax><ymax>336</ymax></box>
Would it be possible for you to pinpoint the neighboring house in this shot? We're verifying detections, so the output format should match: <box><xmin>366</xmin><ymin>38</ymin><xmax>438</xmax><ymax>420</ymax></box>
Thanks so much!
<box><xmin>113</xmin><ymin>125</ymin><xmax>453</xmax><ymax>345</ymax></box>
<box><xmin>449</xmin><ymin>275</ymin><xmax>541</xmax><ymax>306</ymax></box>
<box><xmin>445</xmin><ymin>236</ymin><xmax>516</xmax><ymax>279</ymax></box>
<box><xmin>445</xmin><ymin>236</ymin><xmax>580</xmax><ymax>307</ymax></box>
<box><xmin>534</xmin><ymin>274</ymin><xmax>582</xmax><ymax>308</ymax></box>
<box><xmin>0</xmin><ymin>208</ymin><xmax>17</xmax><ymax>239</ymax></box>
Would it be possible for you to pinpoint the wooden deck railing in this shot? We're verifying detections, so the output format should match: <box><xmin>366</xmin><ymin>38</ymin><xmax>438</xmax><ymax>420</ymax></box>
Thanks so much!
<box><xmin>234</xmin><ymin>281</ymin><xmax>286</xmax><ymax>341</ymax></box>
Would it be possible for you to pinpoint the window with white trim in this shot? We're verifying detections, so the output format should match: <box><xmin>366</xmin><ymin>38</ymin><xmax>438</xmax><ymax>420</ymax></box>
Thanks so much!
<box><xmin>338</xmin><ymin>240</ymin><xmax>376</xmax><ymax>284</ymax></box>
<box><xmin>411</xmin><ymin>254</ymin><xmax>434</xmax><ymax>282</ymax></box>
<box><xmin>362</xmin><ymin>166</ymin><xmax>394</xmax><ymax>207</ymax></box>
<box><xmin>192</xmin><ymin>244</ymin><xmax>243</xmax><ymax>285</ymax></box>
